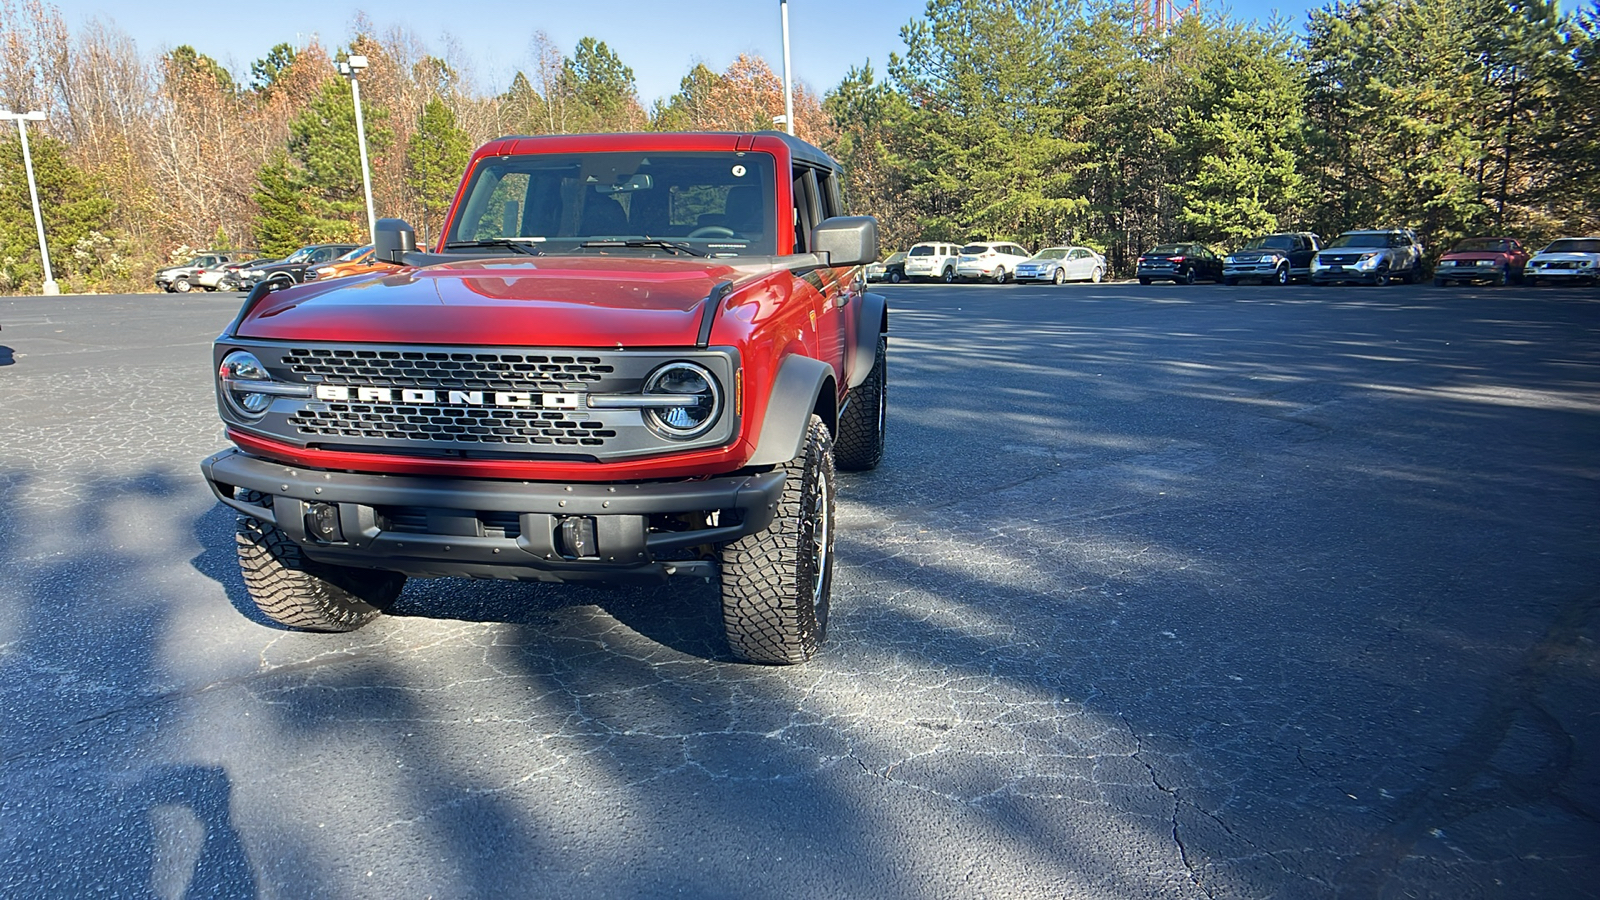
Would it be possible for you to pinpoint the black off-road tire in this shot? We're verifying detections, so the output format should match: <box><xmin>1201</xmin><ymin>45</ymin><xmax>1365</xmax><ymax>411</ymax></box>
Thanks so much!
<box><xmin>1274</xmin><ymin>265</ymin><xmax>1289</xmax><ymax>286</ymax></box>
<box><xmin>941</xmin><ymin>267</ymin><xmax>955</xmax><ymax>284</ymax></box>
<box><xmin>836</xmin><ymin>335</ymin><xmax>887</xmax><ymax>471</ymax></box>
<box><xmin>234</xmin><ymin>491</ymin><xmax>405</xmax><ymax>631</ymax></box>
<box><xmin>719</xmin><ymin>416</ymin><xmax>836</xmax><ymax>664</ymax></box>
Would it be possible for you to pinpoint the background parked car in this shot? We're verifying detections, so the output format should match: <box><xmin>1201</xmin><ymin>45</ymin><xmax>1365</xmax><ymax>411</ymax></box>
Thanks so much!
<box><xmin>154</xmin><ymin>251</ymin><xmax>251</xmax><ymax>292</ymax></box>
<box><xmin>865</xmin><ymin>251</ymin><xmax>908</xmax><ymax>283</ymax></box>
<box><xmin>1523</xmin><ymin>237</ymin><xmax>1600</xmax><ymax>286</ymax></box>
<box><xmin>1311</xmin><ymin>229</ymin><xmax>1425</xmax><ymax>285</ymax></box>
<box><xmin>902</xmin><ymin>242</ymin><xmax>962</xmax><ymax>282</ymax></box>
<box><xmin>1014</xmin><ymin>246</ymin><xmax>1107</xmax><ymax>284</ymax></box>
<box><xmin>1137</xmin><ymin>243</ymin><xmax>1223</xmax><ymax>284</ymax></box>
<box><xmin>1223</xmin><ymin>233</ymin><xmax>1321</xmax><ymax>285</ymax></box>
<box><xmin>955</xmin><ymin>241</ymin><xmax>1032</xmax><ymax>283</ymax></box>
<box><xmin>234</xmin><ymin>243</ymin><xmax>361</xmax><ymax>290</ymax></box>
<box><xmin>1433</xmin><ymin>237</ymin><xmax>1529</xmax><ymax>286</ymax></box>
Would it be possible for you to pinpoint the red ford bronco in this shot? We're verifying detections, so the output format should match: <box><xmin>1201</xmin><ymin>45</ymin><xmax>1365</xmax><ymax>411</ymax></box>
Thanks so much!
<box><xmin>201</xmin><ymin>131</ymin><xmax>887</xmax><ymax>664</ymax></box>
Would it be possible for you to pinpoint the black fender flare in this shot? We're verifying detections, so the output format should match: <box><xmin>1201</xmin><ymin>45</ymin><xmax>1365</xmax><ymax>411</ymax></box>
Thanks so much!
<box><xmin>747</xmin><ymin>355</ymin><xmax>835</xmax><ymax>467</ymax></box>
<box><xmin>845</xmin><ymin>291</ymin><xmax>889</xmax><ymax>389</ymax></box>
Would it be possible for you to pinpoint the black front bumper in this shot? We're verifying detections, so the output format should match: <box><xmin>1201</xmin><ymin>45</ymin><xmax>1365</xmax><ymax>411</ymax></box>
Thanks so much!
<box><xmin>201</xmin><ymin>449</ymin><xmax>786</xmax><ymax>583</ymax></box>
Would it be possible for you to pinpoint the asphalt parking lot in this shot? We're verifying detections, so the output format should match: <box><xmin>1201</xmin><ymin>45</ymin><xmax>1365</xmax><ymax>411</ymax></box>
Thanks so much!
<box><xmin>1</xmin><ymin>281</ymin><xmax>1596</xmax><ymax>898</ymax></box>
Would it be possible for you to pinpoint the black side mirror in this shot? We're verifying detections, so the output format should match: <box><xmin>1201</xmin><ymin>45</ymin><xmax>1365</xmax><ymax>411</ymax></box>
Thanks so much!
<box><xmin>375</xmin><ymin>218</ymin><xmax>418</xmax><ymax>264</ymax></box>
<box><xmin>812</xmin><ymin>216</ymin><xmax>879</xmax><ymax>268</ymax></box>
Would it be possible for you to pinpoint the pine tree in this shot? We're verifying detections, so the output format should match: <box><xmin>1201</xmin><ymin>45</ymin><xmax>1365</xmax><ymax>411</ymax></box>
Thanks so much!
<box><xmin>286</xmin><ymin>78</ymin><xmax>393</xmax><ymax>240</ymax></box>
<box><xmin>251</xmin><ymin>150</ymin><xmax>311</xmax><ymax>257</ymax></box>
<box><xmin>405</xmin><ymin>97</ymin><xmax>471</xmax><ymax>246</ymax></box>
<box><xmin>1173</xmin><ymin>22</ymin><xmax>1308</xmax><ymax>244</ymax></box>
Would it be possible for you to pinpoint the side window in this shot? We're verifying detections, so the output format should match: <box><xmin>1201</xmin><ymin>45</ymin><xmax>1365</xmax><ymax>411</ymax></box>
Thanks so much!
<box><xmin>791</xmin><ymin>166</ymin><xmax>820</xmax><ymax>254</ymax></box>
<box><xmin>818</xmin><ymin>169</ymin><xmax>843</xmax><ymax>220</ymax></box>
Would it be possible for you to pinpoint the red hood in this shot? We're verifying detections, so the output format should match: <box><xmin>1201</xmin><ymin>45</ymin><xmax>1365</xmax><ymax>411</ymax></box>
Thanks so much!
<box><xmin>234</xmin><ymin>256</ymin><xmax>750</xmax><ymax>347</ymax></box>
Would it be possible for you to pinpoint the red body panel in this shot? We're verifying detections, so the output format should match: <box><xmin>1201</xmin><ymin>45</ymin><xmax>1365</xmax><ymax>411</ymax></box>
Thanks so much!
<box><xmin>238</xmin><ymin>257</ymin><xmax>745</xmax><ymax>348</ymax></box>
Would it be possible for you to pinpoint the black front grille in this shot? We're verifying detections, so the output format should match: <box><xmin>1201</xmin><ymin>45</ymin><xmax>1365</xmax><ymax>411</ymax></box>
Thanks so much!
<box><xmin>289</xmin><ymin>404</ymin><xmax>618</xmax><ymax>446</ymax></box>
<box><xmin>231</xmin><ymin>341</ymin><xmax>739</xmax><ymax>461</ymax></box>
<box><xmin>1322</xmin><ymin>254</ymin><xmax>1363</xmax><ymax>265</ymax></box>
<box><xmin>283</xmin><ymin>348</ymin><xmax>615</xmax><ymax>391</ymax></box>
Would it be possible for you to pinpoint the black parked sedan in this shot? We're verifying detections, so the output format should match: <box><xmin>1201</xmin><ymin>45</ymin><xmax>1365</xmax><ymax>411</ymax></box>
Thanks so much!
<box><xmin>1137</xmin><ymin>244</ymin><xmax>1224</xmax><ymax>285</ymax></box>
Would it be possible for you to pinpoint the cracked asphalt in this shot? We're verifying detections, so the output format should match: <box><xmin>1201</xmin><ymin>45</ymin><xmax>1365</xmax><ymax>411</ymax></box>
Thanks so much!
<box><xmin>1</xmin><ymin>282</ymin><xmax>1596</xmax><ymax>898</ymax></box>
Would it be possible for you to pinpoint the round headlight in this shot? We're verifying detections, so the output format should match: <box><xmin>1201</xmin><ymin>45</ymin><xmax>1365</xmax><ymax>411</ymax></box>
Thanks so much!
<box><xmin>219</xmin><ymin>350</ymin><xmax>274</xmax><ymax>419</ymax></box>
<box><xmin>643</xmin><ymin>362</ymin><xmax>721</xmax><ymax>439</ymax></box>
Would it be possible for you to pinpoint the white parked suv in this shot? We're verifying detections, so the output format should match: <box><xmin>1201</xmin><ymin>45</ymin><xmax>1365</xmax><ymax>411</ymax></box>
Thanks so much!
<box><xmin>956</xmin><ymin>241</ymin><xmax>1032</xmax><ymax>283</ymax></box>
<box><xmin>1524</xmin><ymin>237</ymin><xmax>1600</xmax><ymax>286</ymax></box>
<box><xmin>902</xmin><ymin>242</ymin><xmax>962</xmax><ymax>283</ymax></box>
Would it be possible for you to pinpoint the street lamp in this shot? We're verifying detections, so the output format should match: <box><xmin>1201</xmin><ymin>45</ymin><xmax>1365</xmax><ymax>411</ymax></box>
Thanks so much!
<box><xmin>0</xmin><ymin>109</ymin><xmax>58</xmax><ymax>295</ymax></box>
<box><xmin>337</xmin><ymin>54</ymin><xmax>377</xmax><ymax>245</ymax></box>
<box><xmin>779</xmin><ymin>1</ymin><xmax>795</xmax><ymax>136</ymax></box>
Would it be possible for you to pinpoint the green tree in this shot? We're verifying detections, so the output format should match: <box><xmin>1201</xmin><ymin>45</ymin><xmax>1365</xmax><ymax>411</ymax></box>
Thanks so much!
<box><xmin>651</xmin><ymin>63</ymin><xmax>723</xmax><ymax>132</ymax></box>
<box><xmin>559</xmin><ymin>37</ymin><xmax>644</xmax><ymax>132</ymax></box>
<box><xmin>166</xmin><ymin>45</ymin><xmax>236</xmax><ymax>96</ymax></box>
<box><xmin>406</xmin><ymin>97</ymin><xmax>472</xmax><ymax>245</ymax></box>
<box><xmin>499</xmin><ymin>71</ymin><xmax>550</xmax><ymax>135</ymax></box>
<box><xmin>251</xmin><ymin>149</ymin><xmax>312</xmax><ymax>257</ymax></box>
<box><xmin>250</xmin><ymin>43</ymin><xmax>297</xmax><ymax>94</ymax></box>
<box><xmin>889</xmin><ymin>0</ymin><xmax>1091</xmax><ymax>246</ymax></box>
<box><xmin>285</xmin><ymin>78</ymin><xmax>393</xmax><ymax>240</ymax></box>
<box><xmin>1525</xmin><ymin>0</ymin><xmax>1599</xmax><ymax>234</ymax></box>
<box><xmin>1173</xmin><ymin>22</ymin><xmax>1308</xmax><ymax>244</ymax></box>
<box><xmin>0</xmin><ymin>132</ymin><xmax>115</xmax><ymax>293</ymax></box>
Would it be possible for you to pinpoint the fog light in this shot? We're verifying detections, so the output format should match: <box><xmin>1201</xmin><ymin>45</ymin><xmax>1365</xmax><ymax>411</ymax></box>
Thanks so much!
<box><xmin>306</xmin><ymin>502</ymin><xmax>344</xmax><ymax>542</ymax></box>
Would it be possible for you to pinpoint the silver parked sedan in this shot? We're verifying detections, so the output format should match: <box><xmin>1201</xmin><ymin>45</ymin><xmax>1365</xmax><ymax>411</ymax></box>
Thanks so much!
<box><xmin>1014</xmin><ymin>246</ymin><xmax>1107</xmax><ymax>284</ymax></box>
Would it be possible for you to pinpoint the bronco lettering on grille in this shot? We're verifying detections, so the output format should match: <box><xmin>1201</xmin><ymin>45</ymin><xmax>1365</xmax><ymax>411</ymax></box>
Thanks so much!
<box><xmin>313</xmin><ymin>385</ymin><xmax>580</xmax><ymax>408</ymax></box>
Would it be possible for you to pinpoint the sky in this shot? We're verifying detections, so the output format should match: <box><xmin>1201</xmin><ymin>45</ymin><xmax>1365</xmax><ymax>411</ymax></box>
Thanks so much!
<box><xmin>51</xmin><ymin>0</ymin><xmax>1323</xmax><ymax>105</ymax></box>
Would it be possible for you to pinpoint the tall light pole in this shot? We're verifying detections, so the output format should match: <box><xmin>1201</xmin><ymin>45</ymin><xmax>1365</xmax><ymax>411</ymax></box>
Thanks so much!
<box><xmin>779</xmin><ymin>0</ymin><xmax>795</xmax><ymax>136</ymax></box>
<box><xmin>338</xmin><ymin>55</ymin><xmax>377</xmax><ymax>245</ymax></box>
<box><xmin>1</xmin><ymin>109</ymin><xmax>58</xmax><ymax>295</ymax></box>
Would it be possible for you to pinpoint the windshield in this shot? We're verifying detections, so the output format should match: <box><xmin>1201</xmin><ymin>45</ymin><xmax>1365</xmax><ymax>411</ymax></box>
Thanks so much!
<box><xmin>283</xmin><ymin>248</ymin><xmax>314</xmax><ymax>264</ymax></box>
<box><xmin>1031</xmin><ymin>249</ymin><xmax>1067</xmax><ymax>260</ymax></box>
<box><xmin>337</xmin><ymin>245</ymin><xmax>373</xmax><ymax>262</ymax></box>
<box><xmin>447</xmin><ymin>151</ymin><xmax>778</xmax><ymax>257</ymax></box>
<box><xmin>1543</xmin><ymin>238</ymin><xmax>1600</xmax><ymax>254</ymax></box>
<box><xmin>1244</xmin><ymin>235</ymin><xmax>1295</xmax><ymax>251</ymax></box>
<box><xmin>1327</xmin><ymin>233</ymin><xmax>1390</xmax><ymax>249</ymax></box>
<box><xmin>1452</xmin><ymin>239</ymin><xmax>1509</xmax><ymax>253</ymax></box>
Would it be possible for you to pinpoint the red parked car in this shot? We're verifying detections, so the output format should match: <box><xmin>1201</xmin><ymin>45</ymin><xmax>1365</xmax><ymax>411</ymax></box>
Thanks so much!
<box><xmin>201</xmin><ymin>131</ymin><xmax>886</xmax><ymax>664</ymax></box>
<box><xmin>1433</xmin><ymin>237</ymin><xmax>1530</xmax><ymax>286</ymax></box>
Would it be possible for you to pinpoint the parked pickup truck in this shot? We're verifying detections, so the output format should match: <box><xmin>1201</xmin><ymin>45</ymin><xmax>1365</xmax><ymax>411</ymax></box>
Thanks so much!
<box><xmin>200</xmin><ymin>131</ymin><xmax>887</xmax><ymax>664</ymax></box>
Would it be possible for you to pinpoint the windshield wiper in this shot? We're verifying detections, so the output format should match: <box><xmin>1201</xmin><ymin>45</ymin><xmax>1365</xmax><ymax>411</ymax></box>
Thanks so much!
<box><xmin>443</xmin><ymin>239</ymin><xmax>542</xmax><ymax>256</ymax></box>
<box><xmin>578</xmin><ymin>239</ymin><xmax>707</xmax><ymax>258</ymax></box>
